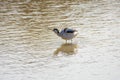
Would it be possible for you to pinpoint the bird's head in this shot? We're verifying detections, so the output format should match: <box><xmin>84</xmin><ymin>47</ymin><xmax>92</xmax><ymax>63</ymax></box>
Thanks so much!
<box><xmin>53</xmin><ymin>28</ymin><xmax>59</xmax><ymax>34</ymax></box>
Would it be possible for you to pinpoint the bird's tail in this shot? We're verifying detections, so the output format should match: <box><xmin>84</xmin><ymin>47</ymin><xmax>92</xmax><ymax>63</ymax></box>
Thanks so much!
<box><xmin>74</xmin><ymin>31</ymin><xmax>78</xmax><ymax>37</ymax></box>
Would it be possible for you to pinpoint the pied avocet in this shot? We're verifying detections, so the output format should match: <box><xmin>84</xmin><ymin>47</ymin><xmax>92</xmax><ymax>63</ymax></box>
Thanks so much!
<box><xmin>53</xmin><ymin>28</ymin><xmax>78</xmax><ymax>42</ymax></box>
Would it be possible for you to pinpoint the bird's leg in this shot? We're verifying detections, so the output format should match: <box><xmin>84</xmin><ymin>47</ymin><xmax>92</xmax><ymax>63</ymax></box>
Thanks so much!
<box><xmin>71</xmin><ymin>39</ymin><xmax>72</xmax><ymax>43</ymax></box>
<box><xmin>66</xmin><ymin>40</ymin><xmax>67</xmax><ymax>43</ymax></box>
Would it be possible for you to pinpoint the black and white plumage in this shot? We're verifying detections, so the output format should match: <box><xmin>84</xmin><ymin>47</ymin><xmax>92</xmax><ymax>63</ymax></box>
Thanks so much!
<box><xmin>53</xmin><ymin>28</ymin><xmax>78</xmax><ymax>42</ymax></box>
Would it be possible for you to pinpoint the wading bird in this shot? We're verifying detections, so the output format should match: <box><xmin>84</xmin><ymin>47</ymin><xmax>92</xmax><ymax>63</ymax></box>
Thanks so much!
<box><xmin>53</xmin><ymin>28</ymin><xmax>78</xmax><ymax>42</ymax></box>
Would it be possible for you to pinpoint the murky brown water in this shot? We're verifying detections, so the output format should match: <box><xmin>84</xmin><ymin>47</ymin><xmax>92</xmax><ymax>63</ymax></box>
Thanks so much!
<box><xmin>0</xmin><ymin>0</ymin><xmax>120</xmax><ymax>80</ymax></box>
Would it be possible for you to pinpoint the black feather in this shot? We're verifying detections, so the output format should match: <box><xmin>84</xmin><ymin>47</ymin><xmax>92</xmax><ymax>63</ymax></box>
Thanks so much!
<box><xmin>66</xmin><ymin>30</ymin><xmax>75</xmax><ymax>33</ymax></box>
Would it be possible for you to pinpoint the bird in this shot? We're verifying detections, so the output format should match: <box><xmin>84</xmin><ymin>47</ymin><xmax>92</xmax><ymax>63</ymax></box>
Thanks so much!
<box><xmin>53</xmin><ymin>28</ymin><xmax>78</xmax><ymax>42</ymax></box>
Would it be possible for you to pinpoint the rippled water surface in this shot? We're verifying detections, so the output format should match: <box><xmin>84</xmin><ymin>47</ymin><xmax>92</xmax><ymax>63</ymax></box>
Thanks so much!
<box><xmin>0</xmin><ymin>0</ymin><xmax>120</xmax><ymax>80</ymax></box>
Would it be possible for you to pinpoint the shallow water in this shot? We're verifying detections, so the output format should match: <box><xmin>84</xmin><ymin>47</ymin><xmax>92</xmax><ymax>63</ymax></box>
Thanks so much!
<box><xmin>0</xmin><ymin>0</ymin><xmax>120</xmax><ymax>80</ymax></box>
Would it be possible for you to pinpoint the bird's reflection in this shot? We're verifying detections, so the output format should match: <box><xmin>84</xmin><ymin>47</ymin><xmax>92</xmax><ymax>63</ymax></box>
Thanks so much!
<box><xmin>54</xmin><ymin>43</ymin><xmax>78</xmax><ymax>56</ymax></box>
